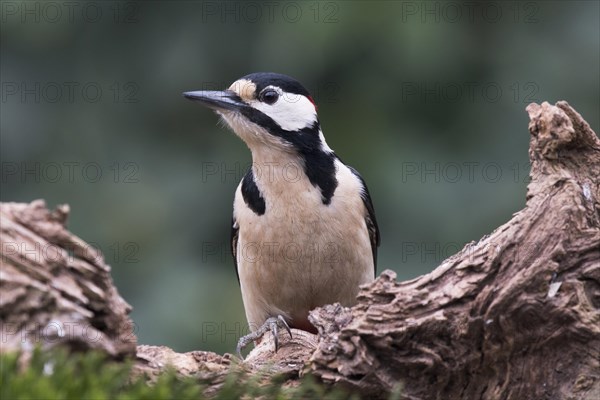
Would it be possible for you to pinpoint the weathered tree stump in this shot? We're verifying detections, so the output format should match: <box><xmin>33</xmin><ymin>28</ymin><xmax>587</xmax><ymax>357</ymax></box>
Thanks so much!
<box><xmin>308</xmin><ymin>101</ymin><xmax>600</xmax><ymax>399</ymax></box>
<box><xmin>1</xmin><ymin>101</ymin><xmax>598</xmax><ymax>399</ymax></box>
<box><xmin>0</xmin><ymin>201</ymin><xmax>136</xmax><ymax>358</ymax></box>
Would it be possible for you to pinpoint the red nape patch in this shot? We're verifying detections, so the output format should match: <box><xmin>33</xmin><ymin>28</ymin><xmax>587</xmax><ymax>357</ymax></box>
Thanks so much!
<box><xmin>307</xmin><ymin>96</ymin><xmax>318</xmax><ymax>111</ymax></box>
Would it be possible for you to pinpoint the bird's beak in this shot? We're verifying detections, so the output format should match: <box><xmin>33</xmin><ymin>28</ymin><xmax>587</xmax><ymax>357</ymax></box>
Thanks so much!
<box><xmin>183</xmin><ymin>90</ymin><xmax>247</xmax><ymax>112</ymax></box>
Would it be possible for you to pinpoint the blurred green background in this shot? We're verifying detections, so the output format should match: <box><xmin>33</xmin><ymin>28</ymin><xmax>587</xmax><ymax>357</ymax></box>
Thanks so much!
<box><xmin>2</xmin><ymin>1</ymin><xmax>598</xmax><ymax>354</ymax></box>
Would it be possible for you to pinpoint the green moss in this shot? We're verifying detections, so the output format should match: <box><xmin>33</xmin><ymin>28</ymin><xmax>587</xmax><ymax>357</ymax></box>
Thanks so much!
<box><xmin>1</xmin><ymin>349</ymin><xmax>366</xmax><ymax>400</ymax></box>
<box><xmin>1</xmin><ymin>349</ymin><xmax>200</xmax><ymax>400</ymax></box>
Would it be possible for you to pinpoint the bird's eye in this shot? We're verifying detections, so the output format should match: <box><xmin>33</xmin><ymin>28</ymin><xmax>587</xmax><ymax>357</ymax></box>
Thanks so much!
<box><xmin>259</xmin><ymin>89</ymin><xmax>279</xmax><ymax>105</ymax></box>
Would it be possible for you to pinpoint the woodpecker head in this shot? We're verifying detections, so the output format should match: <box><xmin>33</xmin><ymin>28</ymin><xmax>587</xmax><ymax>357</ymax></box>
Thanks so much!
<box><xmin>184</xmin><ymin>73</ymin><xmax>332</xmax><ymax>155</ymax></box>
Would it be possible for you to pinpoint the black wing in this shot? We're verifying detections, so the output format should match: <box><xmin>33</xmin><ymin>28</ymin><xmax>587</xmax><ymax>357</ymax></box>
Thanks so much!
<box><xmin>348</xmin><ymin>166</ymin><xmax>381</xmax><ymax>275</ymax></box>
<box><xmin>231</xmin><ymin>216</ymin><xmax>240</xmax><ymax>283</ymax></box>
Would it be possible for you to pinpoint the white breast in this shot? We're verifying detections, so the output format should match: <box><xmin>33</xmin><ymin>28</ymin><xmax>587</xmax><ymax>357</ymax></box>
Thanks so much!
<box><xmin>233</xmin><ymin>157</ymin><xmax>374</xmax><ymax>330</ymax></box>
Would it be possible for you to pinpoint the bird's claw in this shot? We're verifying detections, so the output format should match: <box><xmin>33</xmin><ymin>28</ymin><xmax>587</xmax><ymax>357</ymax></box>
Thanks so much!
<box><xmin>236</xmin><ymin>315</ymin><xmax>292</xmax><ymax>360</ymax></box>
<box><xmin>273</xmin><ymin>315</ymin><xmax>293</xmax><ymax>352</ymax></box>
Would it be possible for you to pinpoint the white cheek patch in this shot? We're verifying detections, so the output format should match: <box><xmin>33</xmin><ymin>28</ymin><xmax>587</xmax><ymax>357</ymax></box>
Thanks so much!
<box><xmin>252</xmin><ymin>87</ymin><xmax>317</xmax><ymax>132</ymax></box>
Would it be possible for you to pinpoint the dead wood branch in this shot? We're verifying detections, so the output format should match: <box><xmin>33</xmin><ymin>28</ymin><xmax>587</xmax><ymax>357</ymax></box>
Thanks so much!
<box><xmin>0</xmin><ymin>201</ymin><xmax>136</xmax><ymax>358</ymax></box>
<box><xmin>308</xmin><ymin>101</ymin><xmax>600</xmax><ymax>399</ymax></box>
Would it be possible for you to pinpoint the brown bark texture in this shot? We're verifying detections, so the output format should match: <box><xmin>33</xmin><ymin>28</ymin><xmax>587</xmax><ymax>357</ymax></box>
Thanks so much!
<box><xmin>307</xmin><ymin>101</ymin><xmax>600</xmax><ymax>399</ymax></box>
<box><xmin>1</xmin><ymin>101</ymin><xmax>599</xmax><ymax>399</ymax></box>
<box><xmin>0</xmin><ymin>201</ymin><xmax>136</xmax><ymax>358</ymax></box>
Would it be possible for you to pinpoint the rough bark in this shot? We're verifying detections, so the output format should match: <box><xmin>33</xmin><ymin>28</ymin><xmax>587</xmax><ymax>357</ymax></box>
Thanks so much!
<box><xmin>1</xmin><ymin>101</ymin><xmax>598</xmax><ymax>399</ymax></box>
<box><xmin>0</xmin><ymin>200</ymin><xmax>136</xmax><ymax>358</ymax></box>
<box><xmin>134</xmin><ymin>330</ymin><xmax>318</xmax><ymax>395</ymax></box>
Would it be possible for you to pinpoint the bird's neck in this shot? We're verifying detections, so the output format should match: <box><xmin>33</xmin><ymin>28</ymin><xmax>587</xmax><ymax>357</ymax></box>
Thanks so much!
<box><xmin>249</xmin><ymin>145</ymin><xmax>305</xmax><ymax>188</ymax></box>
<box><xmin>248</xmin><ymin>144</ymin><xmax>338</xmax><ymax>205</ymax></box>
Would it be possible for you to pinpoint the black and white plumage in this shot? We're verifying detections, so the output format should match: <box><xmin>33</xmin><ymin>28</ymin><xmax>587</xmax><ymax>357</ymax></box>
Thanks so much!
<box><xmin>184</xmin><ymin>72</ymin><xmax>380</xmax><ymax>355</ymax></box>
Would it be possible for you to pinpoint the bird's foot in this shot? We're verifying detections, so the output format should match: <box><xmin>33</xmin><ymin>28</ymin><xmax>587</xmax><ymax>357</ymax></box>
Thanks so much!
<box><xmin>236</xmin><ymin>315</ymin><xmax>292</xmax><ymax>360</ymax></box>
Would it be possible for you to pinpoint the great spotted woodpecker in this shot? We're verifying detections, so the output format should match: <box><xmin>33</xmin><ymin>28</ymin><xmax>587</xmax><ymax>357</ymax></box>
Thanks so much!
<box><xmin>184</xmin><ymin>72</ymin><xmax>380</xmax><ymax>358</ymax></box>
